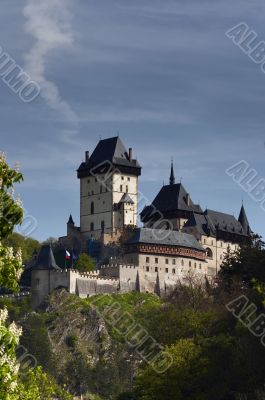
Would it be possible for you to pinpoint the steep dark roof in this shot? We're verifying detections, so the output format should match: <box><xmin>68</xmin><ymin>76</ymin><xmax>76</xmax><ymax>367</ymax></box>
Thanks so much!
<box><xmin>31</xmin><ymin>245</ymin><xmax>61</xmax><ymax>271</ymax></box>
<box><xmin>169</xmin><ymin>162</ymin><xmax>175</xmax><ymax>185</ymax></box>
<box><xmin>67</xmin><ymin>214</ymin><xmax>74</xmax><ymax>224</ymax></box>
<box><xmin>238</xmin><ymin>205</ymin><xmax>251</xmax><ymax>235</ymax></box>
<box><xmin>205</xmin><ymin>209</ymin><xmax>245</xmax><ymax>235</ymax></box>
<box><xmin>184</xmin><ymin>208</ymin><xmax>250</xmax><ymax>238</ymax></box>
<box><xmin>78</xmin><ymin>137</ymin><xmax>141</xmax><ymax>178</ymax></box>
<box><xmin>141</xmin><ymin>183</ymin><xmax>202</xmax><ymax>222</ymax></box>
<box><xmin>127</xmin><ymin>228</ymin><xmax>205</xmax><ymax>251</ymax></box>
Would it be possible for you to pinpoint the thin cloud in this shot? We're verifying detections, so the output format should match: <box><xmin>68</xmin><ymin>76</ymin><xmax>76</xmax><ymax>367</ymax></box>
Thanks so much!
<box><xmin>23</xmin><ymin>0</ymin><xmax>78</xmax><ymax>124</ymax></box>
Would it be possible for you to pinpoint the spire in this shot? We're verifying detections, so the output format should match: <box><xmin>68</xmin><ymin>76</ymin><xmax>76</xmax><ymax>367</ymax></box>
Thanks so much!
<box><xmin>67</xmin><ymin>214</ymin><xmax>74</xmax><ymax>225</ymax></box>
<box><xmin>169</xmin><ymin>160</ymin><xmax>175</xmax><ymax>185</ymax></box>
<box><xmin>238</xmin><ymin>204</ymin><xmax>250</xmax><ymax>235</ymax></box>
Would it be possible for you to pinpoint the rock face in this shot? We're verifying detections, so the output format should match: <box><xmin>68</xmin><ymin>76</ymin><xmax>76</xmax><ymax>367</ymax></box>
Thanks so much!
<box><xmin>21</xmin><ymin>289</ymin><xmax>142</xmax><ymax>398</ymax></box>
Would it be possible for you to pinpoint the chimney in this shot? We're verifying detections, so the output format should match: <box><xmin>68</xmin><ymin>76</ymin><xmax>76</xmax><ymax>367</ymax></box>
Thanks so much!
<box><xmin>129</xmin><ymin>148</ymin><xmax>132</xmax><ymax>161</ymax></box>
<box><xmin>85</xmin><ymin>151</ymin><xmax>90</xmax><ymax>162</ymax></box>
<box><xmin>186</xmin><ymin>193</ymin><xmax>191</xmax><ymax>206</ymax></box>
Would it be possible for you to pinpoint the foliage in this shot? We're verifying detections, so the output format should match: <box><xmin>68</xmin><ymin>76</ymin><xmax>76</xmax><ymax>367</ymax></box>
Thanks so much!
<box><xmin>18</xmin><ymin>367</ymin><xmax>72</xmax><ymax>400</ymax></box>
<box><xmin>0</xmin><ymin>153</ymin><xmax>24</xmax><ymax>292</ymax></box>
<box><xmin>75</xmin><ymin>253</ymin><xmax>96</xmax><ymax>272</ymax></box>
<box><xmin>3</xmin><ymin>233</ymin><xmax>40</xmax><ymax>264</ymax></box>
<box><xmin>0</xmin><ymin>308</ymin><xmax>22</xmax><ymax>400</ymax></box>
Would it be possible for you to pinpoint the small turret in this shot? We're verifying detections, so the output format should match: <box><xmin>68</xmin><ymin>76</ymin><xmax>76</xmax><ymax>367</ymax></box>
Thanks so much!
<box><xmin>31</xmin><ymin>244</ymin><xmax>61</xmax><ymax>309</ymax></box>
<box><xmin>67</xmin><ymin>214</ymin><xmax>74</xmax><ymax>225</ymax></box>
<box><xmin>238</xmin><ymin>204</ymin><xmax>251</xmax><ymax>235</ymax></box>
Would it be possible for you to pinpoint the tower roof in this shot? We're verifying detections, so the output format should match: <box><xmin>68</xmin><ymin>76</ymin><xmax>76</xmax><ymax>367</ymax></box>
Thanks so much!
<box><xmin>169</xmin><ymin>161</ymin><xmax>175</xmax><ymax>185</ymax></box>
<box><xmin>238</xmin><ymin>204</ymin><xmax>251</xmax><ymax>234</ymax></box>
<box><xmin>31</xmin><ymin>244</ymin><xmax>61</xmax><ymax>271</ymax></box>
<box><xmin>77</xmin><ymin>136</ymin><xmax>141</xmax><ymax>178</ymax></box>
<box><xmin>67</xmin><ymin>214</ymin><xmax>74</xmax><ymax>224</ymax></box>
<box><xmin>141</xmin><ymin>182</ymin><xmax>203</xmax><ymax>223</ymax></box>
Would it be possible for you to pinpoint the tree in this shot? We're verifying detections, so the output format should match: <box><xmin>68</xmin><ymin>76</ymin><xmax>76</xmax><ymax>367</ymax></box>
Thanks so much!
<box><xmin>0</xmin><ymin>308</ymin><xmax>22</xmax><ymax>400</ymax></box>
<box><xmin>3</xmin><ymin>233</ymin><xmax>40</xmax><ymax>264</ymax></box>
<box><xmin>0</xmin><ymin>153</ymin><xmax>24</xmax><ymax>291</ymax></box>
<box><xmin>75</xmin><ymin>253</ymin><xmax>95</xmax><ymax>272</ymax></box>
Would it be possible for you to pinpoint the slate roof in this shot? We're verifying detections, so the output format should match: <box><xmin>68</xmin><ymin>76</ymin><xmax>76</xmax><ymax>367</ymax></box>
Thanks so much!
<box><xmin>78</xmin><ymin>137</ymin><xmax>141</xmax><ymax>178</ymax></box>
<box><xmin>141</xmin><ymin>183</ymin><xmax>202</xmax><ymax>222</ymax></box>
<box><xmin>238</xmin><ymin>205</ymin><xmax>251</xmax><ymax>235</ymax></box>
<box><xmin>67</xmin><ymin>214</ymin><xmax>74</xmax><ymax>224</ymax></box>
<box><xmin>184</xmin><ymin>208</ymin><xmax>251</xmax><ymax>238</ymax></box>
<box><xmin>31</xmin><ymin>245</ymin><xmax>61</xmax><ymax>271</ymax></box>
<box><xmin>127</xmin><ymin>228</ymin><xmax>205</xmax><ymax>251</ymax></box>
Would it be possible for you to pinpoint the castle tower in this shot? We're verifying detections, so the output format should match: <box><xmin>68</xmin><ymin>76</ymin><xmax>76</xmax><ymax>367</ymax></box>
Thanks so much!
<box><xmin>77</xmin><ymin>137</ymin><xmax>141</xmax><ymax>240</ymax></box>
<box><xmin>31</xmin><ymin>244</ymin><xmax>61</xmax><ymax>309</ymax></box>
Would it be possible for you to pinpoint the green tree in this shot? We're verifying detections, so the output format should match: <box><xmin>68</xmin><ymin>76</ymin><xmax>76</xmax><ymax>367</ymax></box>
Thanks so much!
<box><xmin>4</xmin><ymin>232</ymin><xmax>40</xmax><ymax>264</ymax></box>
<box><xmin>75</xmin><ymin>253</ymin><xmax>95</xmax><ymax>272</ymax></box>
<box><xmin>0</xmin><ymin>153</ymin><xmax>23</xmax><ymax>292</ymax></box>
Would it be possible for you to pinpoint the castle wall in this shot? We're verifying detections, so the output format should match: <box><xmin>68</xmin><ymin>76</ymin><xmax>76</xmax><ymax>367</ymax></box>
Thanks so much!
<box><xmin>200</xmin><ymin>235</ymin><xmax>238</xmax><ymax>276</ymax></box>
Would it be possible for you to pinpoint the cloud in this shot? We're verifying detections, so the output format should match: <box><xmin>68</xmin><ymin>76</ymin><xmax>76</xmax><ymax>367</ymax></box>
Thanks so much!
<box><xmin>23</xmin><ymin>0</ymin><xmax>78</xmax><ymax>124</ymax></box>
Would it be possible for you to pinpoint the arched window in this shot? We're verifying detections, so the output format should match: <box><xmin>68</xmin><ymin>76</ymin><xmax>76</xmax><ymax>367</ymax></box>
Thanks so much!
<box><xmin>91</xmin><ymin>202</ymin><xmax>94</xmax><ymax>214</ymax></box>
<box><xmin>206</xmin><ymin>248</ymin><xmax>213</xmax><ymax>258</ymax></box>
<box><xmin>90</xmin><ymin>222</ymin><xmax>94</xmax><ymax>231</ymax></box>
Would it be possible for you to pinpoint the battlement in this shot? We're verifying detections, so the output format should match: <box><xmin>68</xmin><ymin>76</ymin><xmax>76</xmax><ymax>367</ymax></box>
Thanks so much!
<box><xmin>100</xmin><ymin>264</ymin><xmax>137</xmax><ymax>269</ymax></box>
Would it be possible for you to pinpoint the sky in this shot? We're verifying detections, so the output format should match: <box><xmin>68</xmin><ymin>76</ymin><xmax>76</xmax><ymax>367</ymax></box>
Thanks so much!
<box><xmin>0</xmin><ymin>0</ymin><xmax>265</xmax><ymax>241</ymax></box>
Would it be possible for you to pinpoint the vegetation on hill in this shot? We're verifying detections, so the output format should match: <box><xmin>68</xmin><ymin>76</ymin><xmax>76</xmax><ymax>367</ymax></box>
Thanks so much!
<box><xmin>0</xmin><ymin>153</ymin><xmax>71</xmax><ymax>399</ymax></box>
<box><xmin>3</xmin><ymin>234</ymin><xmax>265</xmax><ymax>400</ymax></box>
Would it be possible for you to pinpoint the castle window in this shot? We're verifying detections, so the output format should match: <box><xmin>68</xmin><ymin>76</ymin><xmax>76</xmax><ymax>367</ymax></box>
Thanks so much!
<box><xmin>189</xmin><ymin>261</ymin><xmax>191</xmax><ymax>267</ymax></box>
<box><xmin>165</xmin><ymin>259</ymin><xmax>169</xmax><ymax>264</ymax></box>
<box><xmin>172</xmin><ymin>268</ymin><xmax>176</xmax><ymax>274</ymax></box>
<box><xmin>128</xmin><ymin>177</ymin><xmax>130</xmax><ymax>181</ymax></box>
<box><xmin>155</xmin><ymin>258</ymin><xmax>158</xmax><ymax>264</ymax></box>
<box><xmin>122</xmin><ymin>176</ymin><xmax>124</xmax><ymax>180</ymax></box>
<box><xmin>206</xmin><ymin>248</ymin><xmax>213</xmax><ymax>258</ymax></box>
<box><xmin>155</xmin><ymin>267</ymin><xmax>158</xmax><ymax>272</ymax></box>
<box><xmin>172</xmin><ymin>259</ymin><xmax>176</xmax><ymax>265</ymax></box>
<box><xmin>146</xmin><ymin>257</ymin><xmax>150</xmax><ymax>263</ymax></box>
<box><xmin>91</xmin><ymin>202</ymin><xmax>95</xmax><ymax>215</ymax></box>
<box><xmin>181</xmin><ymin>260</ymin><xmax>184</xmax><ymax>266</ymax></box>
<box><xmin>100</xmin><ymin>185</ymin><xmax>103</xmax><ymax>194</ymax></box>
<box><xmin>165</xmin><ymin>268</ymin><xmax>169</xmax><ymax>273</ymax></box>
<box><xmin>126</xmin><ymin>185</ymin><xmax>128</xmax><ymax>193</ymax></box>
<box><xmin>220</xmin><ymin>242</ymin><xmax>223</xmax><ymax>247</ymax></box>
<box><xmin>87</xmin><ymin>179</ymin><xmax>90</xmax><ymax>184</ymax></box>
<box><xmin>101</xmin><ymin>221</ymin><xmax>105</xmax><ymax>232</ymax></box>
<box><xmin>194</xmin><ymin>263</ymin><xmax>197</xmax><ymax>268</ymax></box>
<box><xmin>146</xmin><ymin>266</ymin><xmax>149</xmax><ymax>272</ymax></box>
<box><xmin>90</xmin><ymin>222</ymin><xmax>94</xmax><ymax>231</ymax></box>
<box><xmin>199</xmin><ymin>264</ymin><xmax>202</xmax><ymax>269</ymax></box>
<box><xmin>91</xmin><ymin>190</ymin><xmax>94</xmax><ymax>195</ymax></box>
<box><xmin>211</xmin><ymin>240</ymin><xmax>214</xmax><ymax>246</ymax></box>
<box><xmin>120</xmin><ymin>185</ymin><xmax>123</xmax><ymax>192</ymax></box>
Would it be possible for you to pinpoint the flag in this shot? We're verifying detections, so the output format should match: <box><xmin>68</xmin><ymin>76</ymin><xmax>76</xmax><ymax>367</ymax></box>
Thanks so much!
<box><xmin>65</xmin><ymin>250</ymin><xmax>71</xmax><ymax>260</ymax></box>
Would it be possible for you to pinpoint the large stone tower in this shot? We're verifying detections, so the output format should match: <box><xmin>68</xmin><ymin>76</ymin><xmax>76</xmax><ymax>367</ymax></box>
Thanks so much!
<box><xmin>77</xmin><ymin>137</ymin><xmax>141</xmax><ymax>240</ymax></box>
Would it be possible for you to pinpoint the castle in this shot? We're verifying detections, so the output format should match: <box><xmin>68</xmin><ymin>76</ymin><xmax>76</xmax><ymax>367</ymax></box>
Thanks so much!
<box><xmin>31</xmin><ymin>137</ymin><xmax>251</xmax><ymax>308</ymax></box>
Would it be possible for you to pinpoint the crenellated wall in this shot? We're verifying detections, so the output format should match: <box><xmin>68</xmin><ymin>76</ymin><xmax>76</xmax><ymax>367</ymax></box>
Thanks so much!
<box><xmin>31</xmin><ymin>262</ymin><xmax>207</xmax><ymax>308</ymax></box>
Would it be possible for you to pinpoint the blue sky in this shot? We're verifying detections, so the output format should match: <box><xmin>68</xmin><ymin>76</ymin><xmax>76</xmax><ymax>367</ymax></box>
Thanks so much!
<box><xmin>1</xmin><ymin>0</ymin><xmax>265</xmax><ymax>241</ymax></box>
